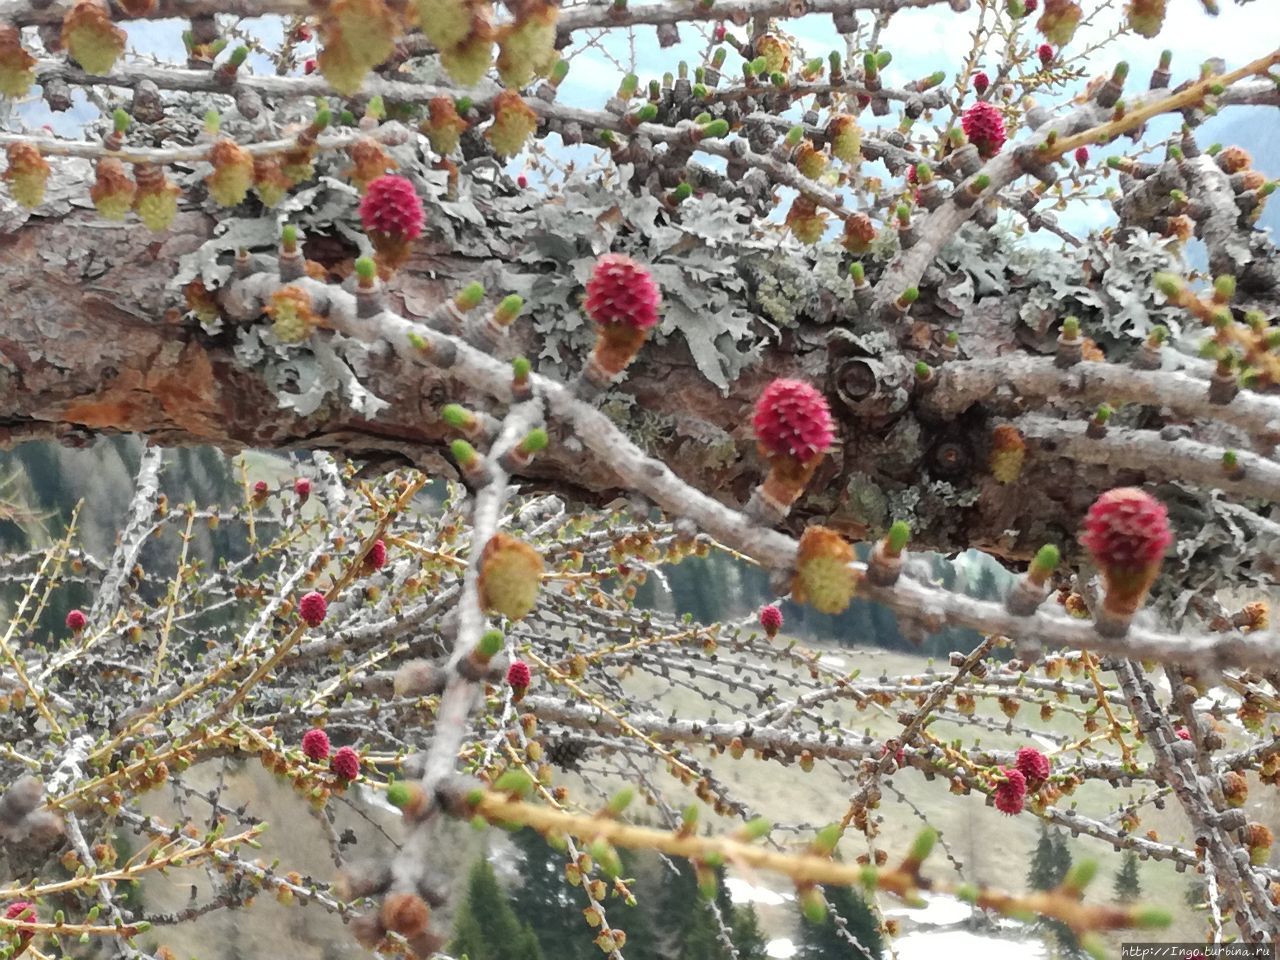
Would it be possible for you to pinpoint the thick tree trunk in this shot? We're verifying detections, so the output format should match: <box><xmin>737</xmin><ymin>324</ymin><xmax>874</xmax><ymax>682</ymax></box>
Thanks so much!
<box><xmin>0</xmin><ymin>204</ymin><xmax>1248</xmax><ymax>568</ymax></box>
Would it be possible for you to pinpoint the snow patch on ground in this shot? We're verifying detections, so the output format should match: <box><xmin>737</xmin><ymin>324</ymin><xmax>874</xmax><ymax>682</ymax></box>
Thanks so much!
<box><xmin>765</xmin><ymin>937</ymin><xmax>796</xmax><ymax>958</ymax></box>
<box><xmin>726</xmin><ymin>877</ymin><xmax>792</xmax><ymax>907</ymax></box>
<box><xmin>883</xmin><ymin>892</ymin><xmax>974</xmax><ymax>926</ymax></box>
<box><xmin>894</xmin><ymin>929</ymin><xmax>1049</xmax><ymax>960</ymax></box>
<box><xmin>751</xmin><ymin>884</ymin><xmax>1044</xmax><ymax>960</ymax></box>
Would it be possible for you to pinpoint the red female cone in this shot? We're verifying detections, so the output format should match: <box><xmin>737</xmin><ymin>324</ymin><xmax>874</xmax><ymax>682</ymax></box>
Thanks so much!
<box><xmin>961</xmin><ymin>101</ymin><xmax>1006</xmax><ymax>159</ymax></box>
<box><xmin>758</xmin><ymin>605</ymin><xmax>783</xmax><ymax>639</ymax></box>
<box><xmin>1080</xmin><ymin>487</ymin><xmax>1173</xmax><ymax>636</ymax></box>
<box><xmin>359</xmin><ymin>174</ymin><xmax>425</xmax><ymax>273</ymax></box>
<box><xmin>993</xmin><ymin>767</ymin><xmax>1026</xmax><ymax>815</ymax></box>
<box><xmin>506</xmin><ymin>659</ymin><xmax>532</xmax><ymax>702</ymax></box>
<box><xmin>746</xmin><ymin>379</ymin><xmax>834</xmax><ymax>524</ymax></box>
<box><xmin>579</xmin><ymin>254</ymin><xmax>661</xmax><ymax>392</ymax></box>
<box><xmin>5</xmin><ymin>901</ymin><xmax>36</xmax><ymax>956</ymax></box>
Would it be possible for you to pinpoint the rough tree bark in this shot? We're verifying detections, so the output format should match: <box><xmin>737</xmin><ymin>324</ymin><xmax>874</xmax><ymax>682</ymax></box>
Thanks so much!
<box><xmin>4</xmin><ymin>199</ymin><xmax>1259</xmax><ymax>568</ymax></box>
<box><xmin>0</xmin><ymin>7</ymin><xmax>1276</xmax><ymax>588</ymax></box>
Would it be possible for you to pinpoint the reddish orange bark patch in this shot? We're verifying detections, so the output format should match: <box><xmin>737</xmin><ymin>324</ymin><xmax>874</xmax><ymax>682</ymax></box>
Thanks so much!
<box><xmin>60</xmin><ymin>398</ymin><xmax>139</xmax><ymax>428</ymax></box>
<box><xmin>61</xmin><ymin>341</ymin><xmax>225</xmax><ymax>438</ymax></box>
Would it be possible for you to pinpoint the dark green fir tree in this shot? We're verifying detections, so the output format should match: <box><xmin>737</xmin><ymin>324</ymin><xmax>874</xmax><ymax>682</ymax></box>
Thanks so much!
<box><xmin>796</xmin><ymin>883</ymin><xmax>883</xmax><ymax>960</ymax></box>
<box><xmin>1113</xmin><ymin>851</ymin><xmax>1142</xmax><ymax>902</ymax></box>
<box><xmin>509</xmin><ymin>828</ymin><xmax>595</xmax><ymax>960</ymax></box>
<box><xmin>1052</xmin><ymin>830</ymin><xmax>1074</xmax><ymax>884</ymax></box>
<box><xmin>450</xmin><ymin>856</ymin><xmax>545</xmax><ymax>960</ymax></box>
<box><xmin>729</xmin><ymin>902</ymin><xmax>770</xmax><ymax>960</ymax></box>
<box><xmin>1028</xmin><ymin>824</ymin><xmax>1072</xmax><ymax>891</ymax></box>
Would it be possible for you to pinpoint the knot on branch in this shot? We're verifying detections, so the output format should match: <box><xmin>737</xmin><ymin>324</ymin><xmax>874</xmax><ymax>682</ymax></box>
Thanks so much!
<box><xmin>827</xmin><ymin>332</ymin><xmax>913</xmax><ymax>429</ymax></box>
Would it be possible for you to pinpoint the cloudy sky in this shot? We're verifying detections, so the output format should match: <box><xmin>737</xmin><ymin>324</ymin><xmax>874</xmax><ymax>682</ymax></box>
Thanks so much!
<box><xmin>550</xmin><ymin>0</ymin><xmax>1276</xmax><ymax>128</ymax></box>
<box><xmin>541</xmin><ymin>0</ymin><xmax>1275</xmax><ymax>240</ymax></box>
<box><xmin>100</xmin><ymin>0</ymin><xmax>1277</xmax><ymax>134</ymax></box>
<box><xmin>18</xmin><ymin>1</ymin><xmax>1273</xmax><ymax>246</ymax></box>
